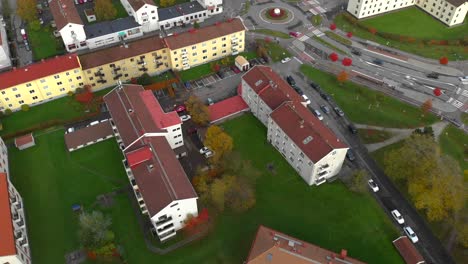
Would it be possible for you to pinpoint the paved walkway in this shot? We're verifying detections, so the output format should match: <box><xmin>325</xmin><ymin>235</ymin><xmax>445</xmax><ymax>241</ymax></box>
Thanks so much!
<box><xmin>356</xmin><ymin>121</ymin><xmax>449</xmax><ymax>152</ymax></box>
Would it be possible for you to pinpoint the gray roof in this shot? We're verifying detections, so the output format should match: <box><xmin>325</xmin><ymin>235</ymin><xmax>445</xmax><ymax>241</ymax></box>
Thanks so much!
<box><xmin>158</xmin><ymin>1</ymin><xmax>205</xmax><ymax>22</ymax></box>
<box><xmin>84</xmin><ymin>17</ymin><xmax>140</xmax><ymax>39</ymax></box>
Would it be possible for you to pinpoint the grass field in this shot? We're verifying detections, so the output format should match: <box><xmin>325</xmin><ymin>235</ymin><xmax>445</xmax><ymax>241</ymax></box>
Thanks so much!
<box><xmin>256</xmin><ymin>39</ymin><xmax>290</xmax><ymax>62</ymax></box>
<box><xmin>439</xmin><ymin>125</ymin><xmax>468</xmax><ymax>173</ymax></box>
<box><xmin>251</xmin><ymin>29</ymin><xmax>291</xmax><ymax>39</ymax></box>
<box><xmin>357</xmin><ymin>128</ymin><xmax>393</xmax><ymax>144</ymax></box>
<box><xmin>113</xmin><ymin>0</ymin><xmax>129</xmax><ymax>19</ymax></box>
<box><xmin>8</xmin><ymin>115</ymin><xmax>404</xmax><ymax>264</ymax></box>
<box><xmin>300</xmin><ymin>65</ymin><xmax>437</xmax><ymax>128</ymax></box>
<box><xmin>27</xmin><ymin>25</ymin><xmax>65</xmax><ymax>60</ymax></box>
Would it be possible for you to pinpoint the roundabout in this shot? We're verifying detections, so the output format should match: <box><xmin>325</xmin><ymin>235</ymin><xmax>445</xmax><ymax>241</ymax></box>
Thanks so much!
<box><xmin>259</xmin><ymin>6</ymin><xmax>294</xmax><ymax>24</ymax></box>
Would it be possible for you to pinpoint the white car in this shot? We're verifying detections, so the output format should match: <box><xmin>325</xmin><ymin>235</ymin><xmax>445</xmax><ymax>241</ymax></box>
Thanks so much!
<box><xmin>204</xmin><ymin>150</ymin><xmax>214</xmax><ymax>158</ymax></box>
<box><xmin>281</xmin><ymin>57</ymin><xmax>291</xmax><ymax>64</ymax></box>
<box><xmin>313</xmin><ymin>109</ymin><xmax>323</xmax><ymax>121</ymax></box>
<box><xmin>404</xmin><ymin>226</ymin><xmax>419</xmax><ymax>243</ymax></box>
<box><xmin>391</xmin><ymin>209</ymin><xmax>404</xmax><ymax>224</ymax></box>
<box><xmin>368</xmin><ymin>179</ymin><xmax>379</xmax><ymax>192</ymax></box>
<box><xmin>180</xmin><ymin>115</ymin><xmax>191</xmax><ymax>122</ymax></box>
<box><xmin>199</xmin><ymin>147</ymin><xmax>211</xmax><ymax>154</ymax></box>
<box><xmin>302</xmin><ymin>94</ymin><xmax>311</xmax><ymax>105</ymax></box>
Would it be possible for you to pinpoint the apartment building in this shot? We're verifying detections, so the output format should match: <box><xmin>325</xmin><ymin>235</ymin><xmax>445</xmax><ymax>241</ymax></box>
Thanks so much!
<box><xmin>241</xmin><ymin>66</ymin><xmax>348</xmax><ymax>186</ymax></box>
<box><xmin>0</xmin><ymin>16</ymin><xmax>12</xmax><ymax>71</ymax></box>
<box><xmin>0</xmin><ymin>55</ymin><xmax>83</xmax><ymax>111</ymax></box>
<box><xmin>79</xmin><ymin>36</ymin><xmax>171</xmax><ymax>91</ymax></box>
<box><xmin>197</xmin><ymin>0</ymin><xmax>223</xmax><ymax>15</ymax></box>
<box><xmin>104</xmin><ymin>84</ymin><xmax>197</xmax><ymax>242</ymax></box>
<box><xmin>246</xmin><ymin>225</ymin><xmax>366</xmax><ymax>264</ymax></box>
<box><xmin>0</xmin><ymin>137</ymin><xmax>32</xmax><ymax>264</ymax></box>
<box><xmin>49</xmin><ymin>0</ymin><xmax>87</xmax><ymax>52</ymax></box>
<box><xmin>163</xmin><ymin>18</ymin><xmax>246</xmax><ymax>71</ymax></box>
<box><xmin>347</xmin><ymin>0</ymin><xmax>468</xmax><ymax>26</ymax></box>
<box><xmin>120</xmin><ymin>0</ymin><xmax>160</xmax><ymax>32</ymax></box>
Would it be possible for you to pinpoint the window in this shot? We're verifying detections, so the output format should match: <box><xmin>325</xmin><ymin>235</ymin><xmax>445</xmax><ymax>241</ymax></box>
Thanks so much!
<box><xmin>192</xmin><ymin>45</ymin><xmax>196</xmax><ymax>50</ymax></box>
<box><xmin>66</xmin><ymin>72</ymin><xmax>70</xmax><ymax>76</ymax></box>
<box><xmin>46</xmin><ymin>92</ymin><xmax>52</xmax><ymax>96</ymax></box>
<box><xmin>4</xmin><ymin>98</ymin><xmax>9</xmax><ymax>101</ymax></box>
<box><xmin>59</xmin><ymin>88</ymin><xmax>65</xmax><ymax>92</ymax></box>
<box><xmin>32</xmin><ymin>96</ymin><xmax>38</xmax><ymax>100</ymax></box>
<box><xmin>43</xmin><ymin>85</ymin><xmax>48</xmax><ymax>89</ymax></box>
<box><xmin>57</xmin><ymin>82</ymin><xmax>62</xmax><ymax>85</ymax></box>
<box><xmin>74</xmin><ymin>69</ymin><xmax>80</xmax><ymax>73</ymax></box>
<box><xmin>212</xmin><ymin>40</ymin><xmax>216</xmax><ymax>44</ymax></box>
<box><xmin>0</xmin><ymin>91</ymin><xmax>4</xmax><ymax>94</ymax></box>
<box><xmin>26</xmin><ymin>83</ymin><xmax>32</xmax><ymax>87</ymax></box>
<box><xmin>202</xmin><ymin>49</ymin><xmax>207</xmax><ymax>53</ymax></box>
<box><xmin>68</xmin><ymin>79</ymin><xmax>72</xmax><ymax>82</ymax></box>
<box><xmin>76</xmin><ymin>76</ymin><xmax>82</xmax><ymax>80</ymax></box>
<box><xmin>29</xmin><ymin>90</ymin><xmax>35</xmax><ymax>94</ymax></box>
<box><xmin>18</xmin><ymin>100</ymin><xmax>24</xmax><ymax>104</ymax></box>
<box><xmin>192</xmin><ymin>52</ymin><xmax>197</xmax><ymax>56</ymax></box>
<box><xmin>213</xmin><ymin>53</ymin><xmax>217</xmax><ymax>56</ymax></box>
<box><xmin>15</xmin><ymin>94</ymin><xmax>21</xmax><ymax>98</ymax></box>
<box><xmin>40</xmin><ymin>79</ymin><xmax>46</xmax><ymax>83</ymax></box>
<box><xmin>203</xmin><ymin>56</ymin><xmax>207</xmax><ymax>60</ymax></box>
<box><xmin>12</xmin><ymin>88</ymin><xmax>17</xmax><ymax>91</ymax></box>
<box><xmin>222</xmin><ymin>37</ymin><xmax>226</xmax><ymax>41</ymax></box>
<box><xmin>79</xmin><ymin>82</ymin><xmax>83</xmax><ymax>86</ymax></box>
<box><xmin>54</xmin><ymin>75</ymin><xmax>60</xmax><ymax>79</ymax></box>
<box><xmin>212</xmin><ymin>47</ymin><xmax>216</xmax><ymax>50</ymax></box>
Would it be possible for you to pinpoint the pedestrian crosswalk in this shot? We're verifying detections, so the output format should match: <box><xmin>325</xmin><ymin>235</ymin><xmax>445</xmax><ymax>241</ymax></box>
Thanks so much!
<box><xmin>312</xmin><ymin>29</ymin><xmax>324</xmax><ymax>37</ymax></box>
<box><xmin>298</xmin><ymin>35</ymin><xmax>310</xmax><ymax>42</ymax></box>
<box><xmin>462</xmin><ymin>90</ymin><xmax>468</xmax><ymax>97</ymax></box>
<box><xmin>452</xmin><ymin>100</ymin><xmax>463</xmax><ymax>108</ymax></box>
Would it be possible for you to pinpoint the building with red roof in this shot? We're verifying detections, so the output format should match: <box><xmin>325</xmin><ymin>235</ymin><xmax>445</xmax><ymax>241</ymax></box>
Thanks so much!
<box><xmin>241</xmin><ymin>66</ymin><xmax>348</xmax><ymax>186</ymax></box>
<box><xmin>208</xmin><ymin>95</ymin><xmax>249</xmax><ymax>123</ymax></box>
<box><xmin>104</xmin><ymin>84</ymin><xmax>197</xmax><ymax>242</ymax></box>
<box><xmin>393</xmin><ymin>236</ymin><xmax>425</xmax><ymax>264</ymax></box>
<box><xmin>14</xmin><ymin>133</ymin><xmax>36</xmax><ymax>150</ymax></box>
<box><xmin>246</xmin><ymin>225</ymin><xmax>366</xmax><ymax>264</ymax></box>
<box><xmin>0</xmin><ymin>137</ymin><xmax>32</xmax><ymax>264</ymax></box>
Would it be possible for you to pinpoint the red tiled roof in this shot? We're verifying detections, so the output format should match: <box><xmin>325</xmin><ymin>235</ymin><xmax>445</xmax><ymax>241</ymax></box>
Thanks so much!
<box><xmin>242</xmin><ymin>65</ymin><xmax>305</xmax><ymax>110</ymax></box>
<box><xmin>163</xmin><ymin>18</ymin><xmax>246</xmax><ymax>50</ymax></box>
<box><xmin>139</xmin><ymin>90</ymin><xmax>181</xmax><ymax>129</ymax></box>
<box><xmin>127</xmin><ymin>0</ymin><xmax>154</xmax><ymax>11</ymax></box>
<box><xmin>208</xmin><ymin>95</ymin><xmax>249</xmax><ymax>123</ymax></box>
<box><xmin>49</xmin><ymin>0</ymin><xmax>83</xmax><ymax>30</ymax></box>
<box><xmin>0</xmin><ymin>173</ymin><xmax>16</xmax><ymax>257</ymax></box>
<box><xmin>270</xmin><ymin>101</ymin><xmax>347</xmax><ymax>162</ymax></box>
<box><xmin>246</xmin><ymin>225</ymin><xmax>366</xmax><ymax>264</ymax></box>
<box><xmin>393</xmin><ymin>236</ymin><xmax>425</xmax><ymax>264</ymax></box>
<box><xmin>0</xmin><ymin>54</ymin><xmax>81</xmax><ymax>90</ymax></box>
<box><xmin>64</xmin><ymin>121</ymin><xmax>113</xmax><ymax>150</ymax></box>
<box><xmin>14</xmin><ymin>133</ymin><xmax>34</xmax><ymax>148</ymax></box>
<box><xmin>126</xmin><ymin>146</ymin><xmax>153</xmax><ymax>168</ymax></box>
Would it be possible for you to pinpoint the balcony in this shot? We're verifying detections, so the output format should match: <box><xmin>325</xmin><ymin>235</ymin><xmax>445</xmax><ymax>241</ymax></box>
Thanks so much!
<box><xmin>135</xmin><ymin>191</ymin><xmax>143</xmax><ymax>201</ymax></box>
<box><xmin>16</xmin><ymin>219</ymin><xmax>24</xmax><ymax>227</ymax></box>
<box><xmin>316</xmin><ymin>177</ymin><xmax>326</xmax><ymax>185</ymax></box>
<box><xmin>157</xmin><ymin>223</ymin><xmax>174</xmax><ymax>234</ymax></box>
<box><xmin>156</xmin><ymin>62</ymin><xmax>164</xmax><ymax>68</ymax></box>
<box><xmin>19</xmin><ymin>238</ymin><xmax>28</xmax><ymax>247</ymax></box>
<box><xmin>16</xmin><ymin>202</ymin><xmax>22</xmax><ymax>210</ymax></box>
<box><xmin>155</xmin><ymin>56</ymin><xmax>162</xmax><ymax>60</ymax></box>
<box><xmin>10</xmin><ymin>196</ymin><xmax>17</xmax><ymax>204</ymax></box>
<box><xmin>139</xmin><ymin>67</ymin><xmax>148</xmax><ymax>72</ymax></box>
<box><xmin>159</xmin><ymin>229</ymin><xmax>176</xmax><ymax>241</ymax></box>
<box><xmin>155</xmin><ymin>216</ymin><xmax>173</xmax><ymax>227</ymax></box>
<box><xmin>12</xmin><ymin>213</ymin><xmax>19</xmax><ymax>221</ymax></box>
<box><xmin>97</xmin><ymin>80</ymin><xmax>107</xmax><ymax>84</ymax></box>
<box><xmin>94</xmin><ymin>72</ymin><xmax>104</xmax><ymax>77</ymax></box>
<box><xmin>137</xmin><ymin>60</ymin><xmax>146</xmax><ymax>65</ymax></box>
<box><xmin>232</xmin><ymin>42</ymin><xmax>238</xmax><ymax>47</ymax></box>
<box><xmin>113</xmin><ymin>74</ymin><xmax>123</xmax><ymax>80</ymax></box>
<box><xmin>130</xmin><ymin>178</ymin><xmax>138</xmax><ymax>190</ymax></box>
<box><xmin>14</xmin><ymin>231</ymin><xmax>23</xmax><ymax>240</ymax></box>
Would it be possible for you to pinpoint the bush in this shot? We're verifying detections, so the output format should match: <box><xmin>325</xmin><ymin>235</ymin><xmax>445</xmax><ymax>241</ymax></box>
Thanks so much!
<box><xmin>29</xmin><ymin>20</ymin><xmax>41</xmax><ymax>31</ymax></box>
<box><xmin>137</xmin><ymin>73</ymin><xmax>152</xmax><ymax>86</ymax></box>
<box><xmin>67</xmin><ymin>91</ymin><xmax>74</xmax><ymax>97</ymax></box>
<box><xmin>75</xmin><ymin>87</ymin><xmax>84</xmax><ymax>94</ymax></box>
<box><xmin>21</xmin><ymin>104</ymin><xmax>30</xmax><ymax>112</ymax></box>
<box><xmin>4</xmin><ymin>109</ymin><xmax>12</xmax><ymax>116</ymax></box>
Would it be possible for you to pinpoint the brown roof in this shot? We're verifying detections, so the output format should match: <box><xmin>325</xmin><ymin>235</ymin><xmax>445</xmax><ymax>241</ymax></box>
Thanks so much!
<box><xmin>127</xmin><ymin>0</ymin><xmax>154</xmax><ymax>11</ymax></box>
<box><xmin>64</xmin><ymin>121</ymin><xmax>113</xmax><ymax>150</ymax></box>
<box><xmin>104</xmin><ymin>84</ymin><xmax>197</xmax><ymax>215</ymax></box>
<box><xmin>49</xmin><ymin>0</ymin><xmax>83</xmax><ymax>30</ymax></box>
<box><xmin>79</xmin><ymin>36</ymin><xmax>166</xmax><ymax>69</ymax></box>
<box><xmin>242</xmin><ymin>65</ymin><xmax>305</xmax><ymax>110</ymax></box>
<box><xmin>0</xmin><ymin>173</ymin><xmax>16</xmax><ymax>257</ymax></box>
<box><xmin>163</xmin><ymin>17</ymin><xmax>246</xmax><ymax>50</ymax></box>
<box><xmin>246</xmin><ymin>225</ymin><xmax>366</xmax><ymax>264</ymax></box>
<box><xmin>270</xmin><ymin>101</ymin><xmax>347</xmax><ymax>162</ymax></box>
<box><xmin>393</xmin><ymin>236</ymin><xmax>425</xmax><ymax>264</ymax></box>
<box><xmin>14</xmin><ymin>133</ymin><xmax>34</xmax><ymax>147</ymax></box>
<box><xmin>445</xmin><ymin>0</ymin><xmax>466</xmax><ymax>7</ymax></box>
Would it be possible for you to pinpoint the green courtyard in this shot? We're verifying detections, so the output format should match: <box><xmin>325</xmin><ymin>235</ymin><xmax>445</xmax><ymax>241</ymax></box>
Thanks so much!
<box><xmin>300</xmin><ymin>64</ymin><xmax>437</xmax><ymax>128</ymax></box>
<box><xmin>27</xmin><ymin>25</ymin><xmax>65</xmax><ymax>60</ymax></box>
<box><xmin>9</xmin><ymin>114</ymin><xmax>404</xmax><ymax>264</ymax></box>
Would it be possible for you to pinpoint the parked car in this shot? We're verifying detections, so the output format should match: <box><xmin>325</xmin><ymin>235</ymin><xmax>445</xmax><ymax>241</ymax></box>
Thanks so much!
<box><xmin>293</xmin><ymin>87</ymin><xmax>303</xmax><ymax>95</ymax></box>
<box><xmin>459</xmin><ymin>76</ymin><xmax>468</xmax><ymax>84</ymax></box>
<box><xmin>301</xmin><ymin>95</ymin><xmax>311</xmax><ymax>105</ymax></box>
<box><xmin>20</xmin><ymin>29</ymin><xmax>27</xmax><ymax>40</ymax></box>
<box><xmin>259</xmin><ymin>57</ymin><xmax>267</xmax><ymax>64</ymax></box>
<box><xmin>286</xmin><ymin>75</ymin><xmax>296</xmax><ymax>87</ymax></box>
<box><xmin>312</xmin><ymin>109</ymin><xmax>323</xmax><ymax>121</ymax></box>
<box><xmin>207</xmin><ymin>98</ymin><xmax>214</xmax><ymax>106</ymax></box>
<box><xmin>346</xmin><ymin>149</ymin><xmax>356</xmax><ymax>162</ymax></box>
<box><xmin>404</xmin><ymin>226</ymin><xmax>419</xmax><ymax>243</ymax></box>
<box><xmin>348</xmin><ymin>123</ymin><xmax>357</xmax><ymax>134</ymax></box>
<box><xmin>281</xmin><ymin>57</ymin><xmax>291</xmax><ymax>64</ymax></box>
<box><xmin>310</xmin><ymin>81</ymin><xmax>320</xmax><ymax>90</ymax></box>
<box><xmin>320</xmin><ymin>105</ymin><xmax>330</xmax><ymax>114</ymax></box>
<box><xmin>24</xmin><ymin>40</ymin><xmax>31</xmax><ymax>51</ymax></box>
<box><xmin>230</xmin><ymin>65</ymin><xmax>241</xmax><ymax>74</ymax></box>
<box><xmin>39</xmin><ymin>17</ymin><xmax>44</xmax><ymax>25</ymax></box>
<box><xmin>320</xmin><ymin>93</ymin><xmax>331</xmax><ymax>102</ymax></box>
<box><xmin>187</xmin><ymin>127</ymin><xmax>198</xmax><ymax>135</ymax></box>
<box><xmin>427</xmin><ymin>72</ymin><xmax>439</xmax><ymax>79</ymax></box>
<box><xmin>65</xmin><ymin>127</ymin><xmax>75</xmax><ymax>134</ymax></box>
<box><xmin>174</xmin><ymin>104</ymin><xmax>186</xmax><ymax>113</ymax></box>
<box><xmin>351</xmin><ymin>49</ymin><xmax>362</xmax><ymax>56</ymax></box>
<box><xmin>216</xmin><ymin>71</ymin><xmax>225</xmax><ymax>78</ymax></box>
<box><xmin>368</xmin><ymin>179</ymin><xmax>379</xmax><ymax>192</ymax></box>
<box><xmin>199</xmin><ymin>147</ymin><xmax>211</xmax><ymax>154</ymax></box>
<box><xmin>391</xmin><ymin>210</ymin><xmax>405</xmax><ymax>224</ymax></box>
<box><xmin>204</xmin><ymin>150</ymin><xmax>214</xmax><ymax>158</ymax></box>
<box><xmin>180</xmin><ymin>115</ymin><xmax>191</xmax><ymax>122</ymax></box>
<box><xmin>373</xmin><ymin>59</ymin><xmax>383</xmax><ymax>65</ymax></box>
<box><xmin>289</xmin><ymin>31</ymin><xmax>303</xmax><ymax>38</ymax></box>
<box><xmin>334</xmin><ymin>107</ymin><xmax>344</xmax><ymax>117</ymax></box>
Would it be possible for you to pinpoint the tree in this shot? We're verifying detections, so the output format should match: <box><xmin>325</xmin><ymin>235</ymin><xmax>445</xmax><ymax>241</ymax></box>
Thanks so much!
<box><xmin>311</xmin><ymin>15</ymin><xmax>322</xmax><ymax>26</ymax></box>
<box><xmin>17</xmin><ymin>0</ymin><xmax>37</xmax><ymax>22</ymax></box>
<box><xmin>4</xmin><ymin>109</ymin><xmax>12</xmax><ymax>116</ymax></box>
<box><xmin>349</xmin><ymin>170</ymin><xmax>368</xmax><ymax>193</ymax></box>
<box><xmin>337</xmin><ymin>70</ymin><xmax>348</xmax><ymax>85</ymax></box>
<box><xmin>204</xmin><ymin>125</ymin><xmax>233</xmax><ymax>165</ymax></box>
<box><xmin>29</xmin><ymin>20</ymin><xmax>41</xmax><ymax>31</ymax></box>
<box><xmin>78</xmin><ymin>211</ymin><xmax>115</xmax><ymax>251</ymax></box>
<box><xmin>94</xmin><ymin>0</ymin><xmax>117</xmax><ymax>21</ymax></box>
<box><xmin>384</xmin><ymin>134</ymin><xmax>465</xmax><ymax>221</ymax></box>
<box><xmin>2</xmin><ymin>0</ymin><xmax>11</xmax><ymax>19</ymax></box>
<box><xmin>222</xmin><ymin>152</ymin><xmax>260</xmax><ymax>185</ymax></box>
<box><xmin>193</xmin><ymin>21</ymin><xmax>200</xmax><ymax>29</ymax></box>
<box><xmin>20</xmin><ymin>104</ymin><xmax>30</xmax><ymax>112</ymax></box>
<box><xmin>210</xmin><ymin>62</ymin><xmax>221</xmax><ymax>73</ymax></box>
<box><xmin>456</xmin><ymin>221</ymin><xmax>468</xmax><ymax>248</ymax></box>
<box><xmin>256</xmin><ymin>43</ymin><xmax>268</xmax><ymax>58</ymax></box>
<box><xmin>185</xmin><ymin>96</ymin><xmax>210</xmax><ymax>126</ymax></box>
<box><xmin>225</xmin><ymin>177</ymin><xmax>256</xmax><ymax>212</ymax></box>
<box><xmin>421</xmin><ymin>99</ymin><xmax>432</xmax><ymax>114</ymax></box>
<box><xmin>329</xmin><ymin>23</ymin><xmax>336</xmax><ymax>30</ymax></box>
<box><xmin>210</xmin><ymin>175</ymin><xmax>236</xmax><ymax>211</ymax></box>
<box><xmin>137</xmin><ymin>73</ymin><xmax>153</xmax><ymax>86</ymax></box>
<box><xmin>220</xmin><ymin>56</ymin><xmax>231</xmax><ymax>66</ymax></box>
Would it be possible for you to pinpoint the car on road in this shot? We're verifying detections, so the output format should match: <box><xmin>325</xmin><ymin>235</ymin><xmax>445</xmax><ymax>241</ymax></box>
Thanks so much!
<box><xmin>180</xmin><ymin>115</ymin><xmax>191</xmax><ymax>122</ymax></box>
<box><xmin>204</xmin><ymin>150</ymin><xmax>214</xmax><ymax>158</ymax></box>
<box><xmin>348</xmin><ymin>123</ymin><xmax>357</xmax><ymax>134</ymax></box>
<box><xmin>230</xmin><ymin>66</ymin><xmax>241</xmax><ymax>74</ymax></box>
<box><xmin>286</xmin><ymin>75</ymin><xmax>296</xmax><ymax>87</ymax></box>
<box><xmin>20</xmin><ymin>29</ymin><xmax>28</xmax><ymax>40</ymax></box>
<box><xmin>174</xmin><ymin>104</ymin><xmax>186</xmax><ymax>113</ymax></box>
<box><xmin>346</xmin><ymin>149</ymin><xmax>356</xmax><ymax>161</ymax></box>
<box><xmin>351</xmin><ymin>49</ymin><xmax>362</xmax><ymax>56</ymax></box>
<box><xmin>320</xmin><ymin>93</ymin><xmax>331</xmax><ymax>102</ymax></box>
<box><xmin>200</xmin><ymin>147</ymin><xmax>211</xmax><ymax>154</ymax></box>
<box><xmin>334</xmin><ymin>106</ymin><xmax>344</xmax><ymax>117</ymax></box>
<box><xmin>320</xmin><ymin>105</ymin><xmax>330</xmax><ymax>114</ymax></box>
<box><xmin>289</xmin><ymin>31</ymin><xmax>303</xmax><ymax>38</ymax></box>
<box><xmin>459</xmin><ymin>76</ymin><xmax>468</xmax><ymax>84</ymax></box>
<box><xmin>24</xmin><ymin>40</ymin><xmax>31</xmax><ymax>51</ymax></box>
<box><xmin>312</xmin><ymin>109</ymin><xmax>323</xmax><ymax>121</ymax></box>
<box><xmin>391</xmin><ymin>209</ymin><xmax>405</xmax><ymax>224</ymax></box>
<box><xmin>207</xmin><ymin>98</ymin><xmax>214</xmax><ymax>106</ymax></box>
<box><xmin>368</xmin><ymin>179</ymin><xmax>379</xmax><ymax>192</ymax></box>
<box><xmin>427</xmin><ymin>72</ymin><xmax>439</xmax><ymax>79</ymax></box>
<box><xmin>310</xmin><ymin>81</ymin><xmax>320</xmax><ymax>90</ymax></box>
<box><xmin>293</xmin><ymin>87</ymin><xmax>303</xmax><ymax>95</ymax></box>
<box><xmin>373</xmin><ymin>59</ymin><xmax>383</xmax><ymax>65</ymax></box>
<box><xmin>302</xmin><ymin>95</ymin><xmax>311</xmax><ymax>105</ymax></box>
<box><xmin>281</xmin><ymin>57</ymin><xmax>291</xmax><ymax>64</ymax></box>
<box><xmin>404</xmin><ymin>226</ymin><xmax>419</xmax><ymax>243</ymax></box>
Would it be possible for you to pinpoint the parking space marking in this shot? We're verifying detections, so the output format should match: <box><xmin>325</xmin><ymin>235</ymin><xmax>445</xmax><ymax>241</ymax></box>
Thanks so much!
<box><xmin>461</xmin><ymin>90</ymin><xmax>468</xmax><ymax>97</ymax></box>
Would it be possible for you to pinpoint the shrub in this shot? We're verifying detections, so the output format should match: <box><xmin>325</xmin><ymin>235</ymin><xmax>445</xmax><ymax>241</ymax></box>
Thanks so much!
<box><xmin>21</xmin><ymin>104</ymin><xmax>30</xmax><ymax>112</ymax></box>
<box><xmin>4</xmin><ymin>109</ymin><xmax>12</xmax><ymax>115</ymax></box>
<box><xmin>67</xmin><ymin>91</ymin><xmax>74</xmax><ymax>97</ymax></box>
<box><xmin>29</xmin><ymin>20</ymin><xmax>41</xmax><ymax>31</ymax></box>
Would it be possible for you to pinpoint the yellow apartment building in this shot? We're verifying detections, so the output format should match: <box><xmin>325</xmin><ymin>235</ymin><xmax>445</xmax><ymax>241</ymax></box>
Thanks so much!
<box><xmin>0</xmin><ymin>54</ymin><xmax>84</xmax><ymax>111</ymax></box>
<box><xmin>79</xmin><ymin>36</ymin><xmax>171</xmax><ymax>91</ymax></box>
<box><xmin>163</xmin><ymin>18</ymin><xmax>246</xmax><ymax>71</ymax></box>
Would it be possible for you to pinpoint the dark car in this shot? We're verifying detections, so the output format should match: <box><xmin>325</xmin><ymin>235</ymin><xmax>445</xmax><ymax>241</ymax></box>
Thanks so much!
<box><xmin>346</xmin><ymin>149</ymin><xmax>356</xmax><ymax>161</ymax></box>
<box><xmin>334</xmin><ymin>106</ymin><xmax>344</xmax><ymax>117</ymax></box>
<box><xmin>310</xmin><ymin>81</ymin><xmax>320</xmax><ymax>90</ymax></box>
<box><xmin>293</xmin><ymin>87</ymin><xmax>304</xmax><ymax>95</ymax></box>
<box><xmin>320</xmin><ymin>93</ymin><xmax>331</xmax><ymax>102</ymax></box>
<box><xmin>348</xmin><ymin>123</ymin><xmax>357</xmax><ymax>134</ymax></box>
<box><xmin>286</xmin><ymin>75</ymin><xmax>296</xmax><ymax>87</ymax></box>
<box><xmin>320</xmin><ymin>105</ymin><xmax>330</xmax><ymax>114</ymax></box>
<box><xmin>373</xmin><ymin>59</ymin><xmax>383</xmax><ymax>65</ymax></box>
<box><xmin>427</xmin><ymin>72</ymin><xmax>439</xmax><ymax>79</ymax></box>
<box><xmin>216</xmin><ymin>71</ymin><xmax>225</xmax><ymax>79</ymax></box>
<box><xmin>259</xmin><ymin>57</ymin><xmax>267</xmax><ymax>64</ymax></box>
<box><xmin>351</xmin><ymin>49</ymin><xmax>362</xmax><ymax>56</ymax></box>
<box><xmin>231</xmin><ymin>66</ymin><xmax>241</xmax><ymax>74</ymax></box>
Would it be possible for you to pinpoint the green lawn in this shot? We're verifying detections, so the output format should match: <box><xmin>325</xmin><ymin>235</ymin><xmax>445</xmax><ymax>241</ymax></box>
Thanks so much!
<box><xmin>256</xmin><ymin>39</ymin><xmax>290</xmax><ymax>62</ymax></box>
<box><xmin>360</xmin><ymin>7</ymin><xmax>468</xmax><ymax>40</ymax></box>
<box><xmin>325</xmin><ymin>31</ymin><xmax>352</xmax><ymax>46</ymax></box>
<box><xmin>335</xmin><ymin>13</ymin><xmax>468</xmax><ymax>60</ymax></box>
<box><xmin>357</xmin><ymin>128</ymin><xmax>393</xmax><ymax>144</ymax></box>
<box><xmin>153</xmin><ymin>0</ymin><xmax>189</xmax><ymax>7</ymax></box>
<box><xmin>27</xmin><ymin>25</ymin><xmax>65</xmax><ymax>60</ymax></box>
<box><xmin>113</xmin><ymin>0</ymin><xmax>129</xmax><ymax>19</ymax></box>
<box><xmin>439</xmin><ymin>125</ymin><xmax>468</xmax><ymax>173</ymax></box>
<box><xmin>300</xmin><ymin>64</ymin><xmax>438</xmax><ymax>128</ymax></box>
<box><xmin>9</xmin><ymin>115</ymin><xmax>404</xmax><ymax>264</ymax></box>
<box><xmin>0</xmin><ymin>89</ymin><xmax>111</xmax><ymax>137</ymax></box>
<box><xmin>251</xmin><ymin>29</ymin><xmax>291</xmax><ymax>39</ymax></box>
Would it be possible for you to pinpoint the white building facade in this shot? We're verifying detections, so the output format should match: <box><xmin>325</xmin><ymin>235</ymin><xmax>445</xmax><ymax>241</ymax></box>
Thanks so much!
<box><xmin>121</xmin><ymin>0</ymin><xmax>160</xmax><ymax>32</ymax></box>
<box><xmin>347</xmin><ymin>0</ymin><xmax>468</xmax><ymax>26</ymax></box>
<box><xmin>0</xmin><ymin>16</ymin><xmax>12</xmax><ymax>71</ymax></box>
<box><xmin>196</xmin><ymin>0</ymin><xmax>224</xmax><ymax>15</ymax></box>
